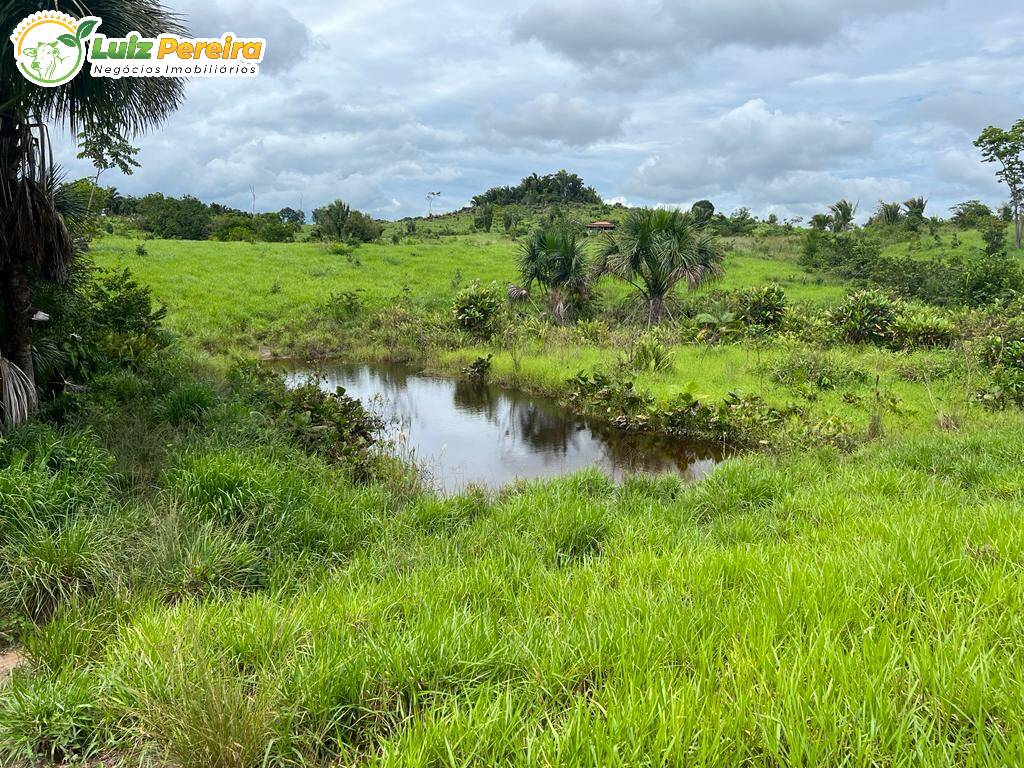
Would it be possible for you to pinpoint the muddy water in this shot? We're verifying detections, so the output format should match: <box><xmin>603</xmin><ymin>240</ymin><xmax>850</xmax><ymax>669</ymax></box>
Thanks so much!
<box><xmin>284</xmin><ymin>362</ymin><xmax>725</xmax><ymax>494</ymax></box>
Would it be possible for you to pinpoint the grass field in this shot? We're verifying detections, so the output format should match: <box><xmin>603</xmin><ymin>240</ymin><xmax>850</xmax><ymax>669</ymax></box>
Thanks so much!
<box><xmin>91</xmin><ymin>228</ymin><xmax>846</xmax><ymax>354</ymax></box>
<box><xmin>4</xmin><ymin>215</ymin><xmax>1024</xmax><ymax>766</ymax></box>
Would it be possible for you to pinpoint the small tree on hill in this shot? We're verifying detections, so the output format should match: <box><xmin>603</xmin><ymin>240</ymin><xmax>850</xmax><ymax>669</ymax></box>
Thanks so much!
<box><xmin>975</xmin><ymin>120</ymin><xmax>1024</xmax><ymax>249</ymax></box>
<box><xmin>312</xmin><ymin>200</ymin><xmax>351</xmax><ymax>239</ymax></box>
<box><xmin>829</xmin><ymin>200</ymin><xmax>857</xmax><ymax>232</ymax></box>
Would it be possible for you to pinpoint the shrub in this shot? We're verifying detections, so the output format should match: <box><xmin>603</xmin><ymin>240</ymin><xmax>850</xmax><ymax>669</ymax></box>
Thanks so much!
<box><xmin>800</xmin><ymin>232</ymin><xmax>881</xmax><ymax>280</ymax></box>
<box><xmin>660</xmin><ymin>390</ymin><xmax>790</xmax><ymax>447</ymax></box>
<box><xmin>771</xmin><ymin>350</ymin><xmax>869</xmax><ymax>390</ymax></box>
<box><xmin>452</xmin><ymin>281</ymin><xmax>503</xmax><ymax>339</ymax></box>
<box><xmin>462</xmin><ymin>354</ymin><xmax>493</xmax><ymax>381</ymax></box>
<box><xmin>623</xmin><ymin>330</ymin><xmax>674</xmax><ymax>373</ymax></box>
<box><xmin>976</xmin><ymin>333</ymin><xmax>1024</xmax><ymax>408</ymax></box>
<box><xmin>276</xmin><ymin>380</ymin><xmax>381</xmax><ymax>472</ymax></box>
<box><xmin>893</xmin><ymin>305</ymin><xmax>957</xmax><ymax>349</ymax></box>
<box><xmin>829</xmin><ymin>290</ymin><xmax>901</xmax><ymax>346</ymax></box>
<box><xmin>228</xmin><ymin>365</ymin><xmax>381</xmax><ymax>476</ymax></box>
<box><xmin>735</xmin><ymin>284</ymin><xmax>787</xmax><ymax>330</ymax></box>
<box><xmin>566</xmin><ymin>370</ymin><xmax>654</xmax><ymax>426</ymax></box>
<box><xmin>960</xmin><ymin>250</ymin><xmax>1022</xmax><ymax>307</ymax></box>
<box><xmin>982</xmin><ymin>220</ymin><xmax>1008</xmax><ymax>255</ymax></box>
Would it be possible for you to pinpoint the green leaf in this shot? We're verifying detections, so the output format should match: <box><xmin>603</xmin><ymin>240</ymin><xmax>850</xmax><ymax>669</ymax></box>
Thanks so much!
<box><xmin>75</xmin><ymin>19</ymin><xmax>99</xmax><ymax>40</ymax></box>
<box><xmin>57</xmin><ymin>33</ymin><xmax>78</xmax><ymax>47</ymax></box>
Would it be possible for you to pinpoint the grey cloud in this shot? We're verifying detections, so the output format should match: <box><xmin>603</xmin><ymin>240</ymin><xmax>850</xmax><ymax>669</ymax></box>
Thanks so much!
<box><xmin>632</xmin><ymin>99</ymin><xmax>874</xmax><ymax>198</ymax></box>
<box><xmin>177</xmin><ymin>0</ymin><xmax>320</xmax><ymax>73</ymax></box>
<box><xmin>480</xmin><ymin>94</ymin><xmax>628</xmax><ymax>148</ymax></box>
<box><xmin>913</xmin><ymin>91</ymin><xmax>1020</xmax><ymax>135</ymax></box>
<box><xmin>512</xmin><ymin>0</ymin><xmax>941</xmax><ymax>76</ymax></box>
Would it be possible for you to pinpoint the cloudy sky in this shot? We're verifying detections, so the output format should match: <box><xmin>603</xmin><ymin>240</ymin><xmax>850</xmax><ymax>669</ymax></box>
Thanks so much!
<box><xmin>53</xmin><ymin>0</ymin><xmax>1024</xmax><ymax>222</ymax></box>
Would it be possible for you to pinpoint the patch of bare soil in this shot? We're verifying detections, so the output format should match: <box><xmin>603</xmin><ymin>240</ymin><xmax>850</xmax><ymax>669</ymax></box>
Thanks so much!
<box><xmin>0</xmin><ymin>647</ymin><xmax>22</xmax><ymax>682</ymax></box>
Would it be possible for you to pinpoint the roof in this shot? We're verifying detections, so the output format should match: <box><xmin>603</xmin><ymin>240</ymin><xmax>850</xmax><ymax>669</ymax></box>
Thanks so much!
<box><xmin>586</xmin><ymin>220</ymin><xmax>616</xmax><ymax>228</ymax></box>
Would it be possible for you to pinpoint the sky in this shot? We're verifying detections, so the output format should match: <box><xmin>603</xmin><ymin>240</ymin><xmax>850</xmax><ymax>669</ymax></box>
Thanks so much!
<box><xmin>52</xmin><ymin>0</ymin><xmax>1024</xmax><ymax>222</ymax></box>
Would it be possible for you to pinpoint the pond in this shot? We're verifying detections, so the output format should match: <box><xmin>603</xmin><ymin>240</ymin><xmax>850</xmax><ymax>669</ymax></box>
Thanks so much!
<box><xmin>283</xmin><ymin>362</ymin><xmax>725</xmax><ymax>494</ymax></box>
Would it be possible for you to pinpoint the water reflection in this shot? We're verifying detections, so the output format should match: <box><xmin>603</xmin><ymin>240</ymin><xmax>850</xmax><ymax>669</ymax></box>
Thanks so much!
<box><xmin>282</xmin><ymin>361</ymin><xmax>724</xmax><ymax>493</ymax></box>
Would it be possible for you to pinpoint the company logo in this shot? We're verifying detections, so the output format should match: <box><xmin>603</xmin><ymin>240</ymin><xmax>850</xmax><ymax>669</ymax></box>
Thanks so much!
<box><xmin>11</xmin><ymin>12</ymin><xmax>265</xmax><ymax>87</ymax></box>
<box><xmin>11</xmin><ymin>12</ymin><xmax>98</xmax><ymax>86</ymax></box>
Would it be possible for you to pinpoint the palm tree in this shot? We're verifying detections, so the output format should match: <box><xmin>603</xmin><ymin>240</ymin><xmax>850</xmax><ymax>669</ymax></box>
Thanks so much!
<box><xmin>873</xmin><ymin>201</ymin><xmax>904</xmax><ymax>226</ymax></box>
<box><xmin>518</xmin><ymin>225</ymin><xmax>592</xmax><ymax>323</ymax></box>
<box><xmin>903</xmin><ymin>197</ymin><xmax>927</xmax><ymax>220</ymax></box>
<box><xmin>829</xmin><ymin>200</ymin><xmax>858</xmax><ymax>232</ymax></box>
<box><xmin>1</xmin><ymin>0</ymin><xmax>183</xmax><ymax>426</ymax></box>
<box><xmin>597</xmin><ymin>208</ymin><xmax>724</xmax><ymax>324</ymax></box>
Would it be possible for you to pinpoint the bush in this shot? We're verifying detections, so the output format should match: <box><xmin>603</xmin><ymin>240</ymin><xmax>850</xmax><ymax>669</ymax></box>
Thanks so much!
<box><xmin>228</xmin><ymin>365</ymin><xmax>382</xmax><ymax>476</ymax></box>
<box><xmin>771</xmin><ymin>350</ymin><xmax>868</xmax><ymax>390</ymax></box>
<box><xmin>452</xmin><ymin>281</ymin><xmax>503</xmax><ymax>339</ymax></box>
<box><xmin>342</xmin><ymin>210</ymin><xmax>384</xmax><ymax>243</ymax></box>
<box><xmin>566</xmin><ymin>370</ymin><xmax>654</xmax><ymax>426</ymax></box>
<box><xmin>829</xmin><ymin>290</ymin><xmax>901</xmax><ymax>346</ymax></box>
<box><xmin>960</xmin><ymin>250</ymin><xmax>1022</xmax><ymax>307</ymax></box>
<box><xmin>735</xmin><ymin>284</ymin><xmax>787</xmax><ymax>330</ymax></box>
<box><xmin>660</xmin><ymin>390</ymin><xmax>790</xmax><ymax>447</ymax></box>
<box><xmin>462</xmin><ymin>354</ymin><xmax>493</xmax><ymax>381</ymax></box>
<box><xmin>276</xmin><ymin>380</ymin><xmax>381</xmax><ymax>472</ymax></box>
<box><xmin>982</xmin><ymin>220</ymin><xmax>1008</xmax><ymax>255</ymax></box>
<box><xmin>893</xmin><ymin>305</ymin><xmax>957</xmax><ymax>349</ymax></box>
<box><xmin>623</xmin><ymin>330</ymin><xmax>673</xmax><ymax>373</ymax></box>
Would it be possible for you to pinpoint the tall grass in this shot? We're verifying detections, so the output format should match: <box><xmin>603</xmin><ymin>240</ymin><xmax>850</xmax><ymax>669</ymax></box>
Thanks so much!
<box><xmin>3</xmin><ymin>416</ymin><xmax>1024</xmax><ymax>765</ymax></box>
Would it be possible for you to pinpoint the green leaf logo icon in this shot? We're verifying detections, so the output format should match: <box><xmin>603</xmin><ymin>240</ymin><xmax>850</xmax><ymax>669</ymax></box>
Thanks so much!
<box><xmin>75</xmin><ymin>18</ymin><xmax>100</xmax><ymax>40</ymax></box>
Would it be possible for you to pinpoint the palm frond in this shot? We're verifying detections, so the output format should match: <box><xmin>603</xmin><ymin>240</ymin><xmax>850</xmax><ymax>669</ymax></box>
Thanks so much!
<box><xmin>0</xmin><ymin>354</ymin><xmax>37</xmax><ymax>430</ymax></box>
<box><xmin>1</xmin><ymin>0</ymin><xmax>186</xmax><ymax>136</ymax></box>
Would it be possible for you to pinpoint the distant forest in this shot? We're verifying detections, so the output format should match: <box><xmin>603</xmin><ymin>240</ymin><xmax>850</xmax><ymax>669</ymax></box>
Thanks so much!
<box><xmin>471</xmin><ymin>170</ymin><xmax>603</xmax><ymax>207</ymax></box>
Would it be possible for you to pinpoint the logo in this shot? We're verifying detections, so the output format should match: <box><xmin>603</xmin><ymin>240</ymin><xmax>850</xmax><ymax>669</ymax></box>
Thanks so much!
<box><xmin>10</xmin><ymin>13</ymin><xmax>265</xmax><ymax>86</ymax></box>
<box><xmin>11</xmin><ymin>12</ymin><xmax>99</xmax><ymax>86</ymax></box>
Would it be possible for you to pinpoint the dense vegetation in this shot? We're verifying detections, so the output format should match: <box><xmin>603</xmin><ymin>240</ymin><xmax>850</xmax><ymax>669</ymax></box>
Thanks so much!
<box><xmin>471</xmin><ymin>170</ymin><xmax>602</xmax><ymax>207</ymax></box>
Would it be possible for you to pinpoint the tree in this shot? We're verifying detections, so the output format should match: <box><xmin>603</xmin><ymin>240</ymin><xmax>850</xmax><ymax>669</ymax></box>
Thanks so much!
<box><xmin>809</xmin><ymin>214</ymin><xmax>831</xmax><ymax>231</ymax></box>
<box><xmin>1</xmin><ymin>0</ymin><xmax>184</xmax><ymax>424</ymax></box>
<box><xmin>950</xmin><ymin>200</ymin><xmax>993</xmax><ymax>229</ymax></box>
<box><xmin>342</xmin><ymin>210</ymin><xmax>384</xmax><ymax>243</ymax></box>
<box><xmin>75</xmin><ymin>123</ymin><xmax>140</xmax><ymax>214</ymax></box>
<box><xmin>597</xmin><ymin>208</ymin><xmax>724</xmax><ymax>324</ymax></box>
<box><xmin>872</xmin><ymin>201</ymin><xmax>903</xmax><ymax>226</ymax></box>
<box><xmin>473</xmin><ymin>203</ymin><xmax>494</xmax><ymax>232</ymax></box>
<box><xmin>135</xmin><ymin>194</ymin><xmax>211</xmax><ymax>239</ymax></box>
<box><xmin>312</xmin><ymin>199</ymin><xmax>351</xmax><ymax>239</ymax></box>
<box><xmin>903</xmin><ymin>197</ymin><xmax>927</xmax><ymax>222</ymax></box>
<box><xmin>829</xmin><ymin>200</ymin><xmax>857</xmax><ymax>232</ymax></box>
<box><xmin>690</xmin><ymin>200</ymin><xmax>714</xmax><ymax>228</ymax></box>
<box><xmin>518</xmin><ymin>225</ymin><xmax>593</xmax><ymax>323</ymax></box>
<box><xmin>278</xmin><ymin>207</ymin><xmax>305</xmax><ymax>225</ymax></box>
<box><xmin>975</xmin><ymin>120</ymin><xmax>1024</xmax><ymax>249</ymax></box>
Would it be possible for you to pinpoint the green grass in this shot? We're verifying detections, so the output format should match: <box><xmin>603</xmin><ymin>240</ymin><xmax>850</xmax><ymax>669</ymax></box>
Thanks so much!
<box><xmin>4</xmin><ymin>401</ymin><xmax>1024</xmax><ymax>765</ymax></box>
<box><xmin>91</xmin><ymin>230</ymin><xmax>840</xmax><ymax>354</ymax></box>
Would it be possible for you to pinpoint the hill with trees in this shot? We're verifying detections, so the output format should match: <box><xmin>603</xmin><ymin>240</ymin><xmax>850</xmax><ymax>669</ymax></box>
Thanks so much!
<box><xmin>471</xmin><ymin>170</ymin><xmax>602</xmax><ymax>207</ymax></box>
